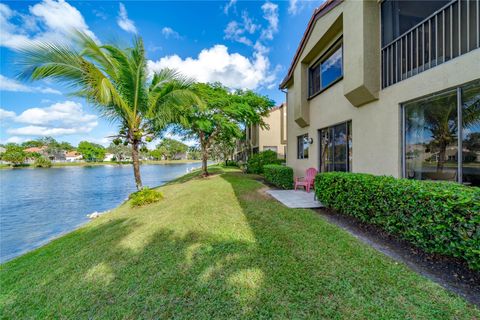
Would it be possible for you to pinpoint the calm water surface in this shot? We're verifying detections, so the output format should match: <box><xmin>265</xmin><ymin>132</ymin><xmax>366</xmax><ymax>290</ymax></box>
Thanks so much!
<box><xmin>0</xmin><ymin>163</ymin><xmax>202</xmax><ymax>263</ymax></box>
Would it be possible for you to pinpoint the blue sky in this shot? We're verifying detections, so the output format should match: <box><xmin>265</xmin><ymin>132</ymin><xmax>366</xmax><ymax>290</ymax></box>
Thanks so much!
<box><xmin>0</xmin><ymin>0</ymin><xmax>319</xmax><ymax>147</ymax></box>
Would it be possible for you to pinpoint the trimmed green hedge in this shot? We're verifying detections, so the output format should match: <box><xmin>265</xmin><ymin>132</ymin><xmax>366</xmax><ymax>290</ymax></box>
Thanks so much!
<box><xmin>246</xmin><ymin>150</ymin><xmax>283</xmax><ymax>174</ymax></box>
<box><xmin>315</xmin><ymin>172</ymin><xmax>480</xmax><ymax>270</ymax></box>
<box><xmin>264</xmin><ymin>164</ymin><xmax>293</xmax><ymax>189</ymax></box>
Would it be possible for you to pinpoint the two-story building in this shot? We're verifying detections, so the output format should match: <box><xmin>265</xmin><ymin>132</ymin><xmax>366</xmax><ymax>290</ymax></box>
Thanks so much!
<box><xmin>236</xmin><ymin>104</ymin><xmax>288</xmax><ymax>160</ymax></box>
<box><xmin>280</xmin><ymin>0</ymin><xmax>480</xmax><ymax>186</ymax></box>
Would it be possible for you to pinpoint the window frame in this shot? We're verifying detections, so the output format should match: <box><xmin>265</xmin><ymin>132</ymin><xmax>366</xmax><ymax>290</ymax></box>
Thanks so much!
<box><xmin>308</xmin><ymin>37</ymin><xmax>344</xmax><ymax>99</ymax></box>
<box><xmin>401</xmin><ymin>79</ymin><xmax>480</xmax><ymax>185</ymax></box>
<box><xmin>297</xmin><ymin>134</ymin><xmax>309</xmax><ymax>159</ymax></box>
<box><xmin>318</xmin><ymin>120</ymin><xmax>352</xmax><ymax>172</ymax></box>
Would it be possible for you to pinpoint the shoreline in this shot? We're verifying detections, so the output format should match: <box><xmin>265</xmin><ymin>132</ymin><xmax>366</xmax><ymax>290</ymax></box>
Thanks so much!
<box><xmin>0</xmin><ymin>159</ymin><xmax>201</xmax><ymax>170</ymax></box>
<box><xmin>0</xmin><ymin>165</ymin><xmax>207</xmax><ymax>264</ymax></box>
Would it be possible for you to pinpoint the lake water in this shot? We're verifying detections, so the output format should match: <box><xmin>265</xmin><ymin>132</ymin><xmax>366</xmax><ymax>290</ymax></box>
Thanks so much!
<box><xmin>0</xmin><ymin>163</ymin><xmax>203</xmax><ymax>263</ymax></box>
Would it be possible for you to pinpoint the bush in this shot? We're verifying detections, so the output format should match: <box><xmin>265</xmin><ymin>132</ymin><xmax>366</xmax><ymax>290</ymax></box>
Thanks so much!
<box><xmin>246</xmin><ymin>150</ymin><xmax>283</xmax><ymax>174</ymax></box>
<box><xmin>224</xmin><ymin>160</ymin><xmax>238</xmax><ymax>167</ymax></box>
<box><xmin>129</xmin><ymin>187</ymin><xmax>164</xmax><ymax>208</ymax></box>
<box><xmin>264</xmin><ymin>164</ymin><xmax>293</xmax><ymax>189</ymax></box>
<box><xmin>33</xmin><ymin>156</ymin><xmax>52</xmax><ymax>168</ymax></box>
<box><xmin>315</xmin><ymin>172</ymin><xmax>480</xmax><ymax>270</ymax></box>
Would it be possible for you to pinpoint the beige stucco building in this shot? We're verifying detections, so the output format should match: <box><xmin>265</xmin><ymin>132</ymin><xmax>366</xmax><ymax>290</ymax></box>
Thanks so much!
<box><xmin>236</xmin><ymin>104</ymin><xmax>288</xmax><ymax>160</ymax></box>
<box><xmin>280</xmin><ymin>0</ymin><xmax>480</xmax><ymax>186</ymax></box>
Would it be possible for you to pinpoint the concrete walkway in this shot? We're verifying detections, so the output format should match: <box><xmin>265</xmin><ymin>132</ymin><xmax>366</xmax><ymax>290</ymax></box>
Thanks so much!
<box><xmin>266</xmin><ymin>189</ymin><xmax>324</xmax><ymax>208</ymax></box>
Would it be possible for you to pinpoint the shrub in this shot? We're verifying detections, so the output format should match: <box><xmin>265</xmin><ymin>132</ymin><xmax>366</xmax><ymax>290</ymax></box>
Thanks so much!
<box><xmin>129</xmin><ymin>187</ymin><xmax>164</xmax><ymax>208</ymax></box>
<box><xmin>33</xmin><ymin>156</ymin><xmax>52</xmax><ymax>168</ymax></box>
<box><xmin>224</xmin><ymin>160</ymin><xmax>238</xmax><ymax>167</ymax></box>
<box><xmin>246</xmin><ymin>150</ymin><xmax>283</xmax><ymax>174</ymax></box>
<box><xmin>315</xmin><ymin>172</ymin><xmax>480</xmax><ymax>270</ymax></box>
<box><xmin>264</xmin><ymin>164</ymin><xmax>293</xmax><ymax>189</ymax></box>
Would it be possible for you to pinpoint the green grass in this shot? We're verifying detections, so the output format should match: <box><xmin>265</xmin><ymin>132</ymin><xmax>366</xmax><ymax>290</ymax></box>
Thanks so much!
<box><xmin>1</xmin><ymin>166</ymin><xmax>478</xmax><ymax>319</ymax></box>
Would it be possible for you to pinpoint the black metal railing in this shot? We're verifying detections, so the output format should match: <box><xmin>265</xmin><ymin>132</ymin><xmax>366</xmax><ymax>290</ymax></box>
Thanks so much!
<box><xmin>382</xmin><ymin>0</ymin><xmax>479</xmax><ymax>89</ymax></box>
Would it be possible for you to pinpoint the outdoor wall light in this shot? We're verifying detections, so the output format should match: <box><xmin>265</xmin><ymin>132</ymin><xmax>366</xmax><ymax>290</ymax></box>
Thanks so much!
<box><xmin>309</xmin><ymin>138</ymin><xmax>314</xmax><ymax>144</ymax></box>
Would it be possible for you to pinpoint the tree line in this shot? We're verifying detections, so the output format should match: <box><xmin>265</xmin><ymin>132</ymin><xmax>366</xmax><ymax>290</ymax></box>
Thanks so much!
<box><xmin>15</xmin><ymin>31</ymin><xmax>272</xmax><ymax>189</ymax></box>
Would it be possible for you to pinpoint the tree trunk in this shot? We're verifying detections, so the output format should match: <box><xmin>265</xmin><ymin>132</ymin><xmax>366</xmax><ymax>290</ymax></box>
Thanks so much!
<box><xmin>131</xmin><ymin>140</ymin><xmax>143</xmax><ymax>190</ymax></box>
<box><xmin>201</xmin><ymin>144</ymin><xmax>209</xmax><ymax>177</ymax></box>
<box><xmin>436</xmin><ymin>142</ymin><xmax>447</xmax><ymax>172</ymax></box>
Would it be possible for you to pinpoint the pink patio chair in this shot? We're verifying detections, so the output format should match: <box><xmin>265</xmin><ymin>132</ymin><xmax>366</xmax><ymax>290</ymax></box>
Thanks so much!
<box><xmin>294</xmin><ymin>167</ymin><xmax>318</xmax><ymax>193</ymax></box>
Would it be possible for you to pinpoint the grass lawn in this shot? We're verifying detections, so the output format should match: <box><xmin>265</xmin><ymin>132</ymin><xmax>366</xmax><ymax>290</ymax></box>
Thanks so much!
<box><xmin>1</xmin><ymin>167</ymin><xmax>478</xmax><ymax>319</ymax></box>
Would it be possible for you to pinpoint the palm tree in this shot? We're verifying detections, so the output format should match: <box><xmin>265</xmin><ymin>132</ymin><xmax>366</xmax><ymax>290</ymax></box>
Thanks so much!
<box><xmin>17</xmin><ymin>32</ymin><xmax>197</xmax><ymax>190</ymax></box>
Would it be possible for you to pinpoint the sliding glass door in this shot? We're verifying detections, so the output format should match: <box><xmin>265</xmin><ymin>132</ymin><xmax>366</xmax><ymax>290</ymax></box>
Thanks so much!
<box><xmin>403</xmin><ymin>79</ymin><xmax>480</xmax><ymax>186</ymax></box>
<box><xmin>319</xmin><ymin>121</ymin><xmax>352</xmax><ymax>172</ymax></box>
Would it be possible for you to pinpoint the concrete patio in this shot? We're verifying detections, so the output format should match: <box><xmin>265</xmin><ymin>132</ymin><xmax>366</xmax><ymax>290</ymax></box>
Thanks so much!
<box><xmin>266</xmin><ymin>189</ymin><xmax>324</xmax><ymax>208</ymax></box>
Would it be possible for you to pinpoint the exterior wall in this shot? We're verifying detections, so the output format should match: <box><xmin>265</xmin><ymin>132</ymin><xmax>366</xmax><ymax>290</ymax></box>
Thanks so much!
<box><xmin>259</xmin><ymin>107</ymin><xmax>286</xmax><ymax>158</ymax></box>
<box><xmin>241</xmin><ymin>106</ymin><xmax>288</xmax><ymax>159</ymax></box>
<box><xmin>285</xmin><ymin>0</ymin><xmax>480</xmax><ymax>178</ymax></box>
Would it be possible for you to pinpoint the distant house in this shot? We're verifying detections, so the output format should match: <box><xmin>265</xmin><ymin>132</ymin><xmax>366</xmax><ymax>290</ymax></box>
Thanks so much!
<box><xmin>0</xmin><ymin>147</ymin><xmax>6</xmax><ymax>154</ymax></box>
<box><xmin>24</xmin><ymin>146</ymin><xmax>66</xmax><ymax>162</ymax></box>
<box><xmin>104</xmin><ymin>153</ymin><xmax>115</xmax><ymax>162</ymax></box>
<box><xmin>65</xmin><ymin>151</ymin><xmax>82</xmax><ymax>162</ymax></box>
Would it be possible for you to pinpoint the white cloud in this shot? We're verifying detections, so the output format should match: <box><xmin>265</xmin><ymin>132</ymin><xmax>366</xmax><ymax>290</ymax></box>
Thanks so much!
<box><xmin>4</xmin><ymin>101</ymin><xmax>98</xmax><ymax>136</ymax></box>
<box><xmin>0</xmin><ymin>74</ymin><xmax>61</xmax><ymax>95</ymax></box>
<box><xmin>224</xmin><ymin>11</ymin><xmax>259</xmax><ymax>46</ymax></box>
<box><xmin>260</xmin><ymin>2</ymin><xmax>279</xmax><ymax>40</ymax></box>
<box><xmin>0</xmin><ymin>108</ymin><xmax>16</xmax><ymax>120</ymax></box>
<box><xmin>223</xmin><ymin>0</ymin><xmax>237</xmax><ymax>15</ymax></box>
<box><xmin>288</xmin><ymin>0</ymin><xmax>300</xmax><ymax>15</ymax></box>
<box><xmin>117</xmin><ymin>3</ymin><xmax>137</xmax><ymax>34</ymax></box>
<box><xmin>147</xmin><ymin>44</ymin><xmax>276</xmax><ymax>90</ymax></box>
<box><xmin>161</xmin><ymin>27</ymin><xmax>181</xmax><ymax>39</ymax></box>
<box><xmin>3</xmin><ymin>136</ymin><xmax>26</xmax><ymax>144</ymax></box>
<box><xmin>0</xmin><ymin>0</ymin><xmax>97</xmax><ymax>50</ymax></box>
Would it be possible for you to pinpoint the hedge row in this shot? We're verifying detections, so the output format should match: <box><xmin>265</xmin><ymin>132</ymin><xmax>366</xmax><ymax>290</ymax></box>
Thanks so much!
<box><xmin>264</xmin><ymin>164</ymin><xmax>293</xmax><ymax>189</ymax></box>
<box><xmin>315</xmin><ymin>172</ymin><xmax>480</xmax><ymax>270</ymax></box>
<box><xmin>246</xmin><ymin>150</ymin><xmax>284</xmax><ymax>174</ymax></box>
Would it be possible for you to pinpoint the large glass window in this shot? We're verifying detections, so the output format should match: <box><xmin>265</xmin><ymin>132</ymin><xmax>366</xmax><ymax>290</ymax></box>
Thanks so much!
<box><xmin>381</xmin><ymin>0</ymin><xmax>449</xmax><ymax>46</ymax></box>
<box><xmin>462</xmin><ymin>82</ymin><xmax>480</xmax><ymax>186</ymax></box>
<box><xmin>403</xmin><ymin>79</ymin><xmax>480</xmax><ymax>186</ymax></box>
<box><xmin>309</xmin><ymin>42</ymin><xmax>343</xmax><ymax>97</ymax></box>
<box><xmin>319</xmin><ymin>121</ymin><xmax>352</xmax><ymax>172</ymax></box>
<box><xmin>297</xmin><ymin>134</ymin><xmax>309</xmax><ymax>159</ymax></box>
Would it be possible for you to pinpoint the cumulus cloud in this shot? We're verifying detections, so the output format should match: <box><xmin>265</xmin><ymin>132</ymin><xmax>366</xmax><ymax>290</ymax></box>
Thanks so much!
<box><xmin>3</xmin><ymin>136</ymin><xmax>26</xmax><ymax>144</ymax></box>
<box><xmin>4</xmin><ymin>101</ymin><xmax>98</xmax><ymax>136</ymax></box>
<box><xmin>0</xmin><ymin>108</ymin><xmax>16</xmax><ymax>120</ymax></box>
<box><xmin>223</xmin><ymin>0</ymin><xmax>237</xmax><ymax>15</ymax></box>
<box><xmin>148</xmin><ymin>44</ymin><xmax>276</xmax><ymax>90</ymax></box>
<box><xmin>260</xmin><ymin>2</ymin><xmax>279</xmax><ymax>40</ymax></box>
<box><xmin>161</xmin><ymin>27</ymin><xmax>181</xmax><ymax>39</ymax></box>
<box><xmin>117</xmin><ymin>3</ymin><xmax>137</xmax><ymax>34</ymax></box>
<box><xmin>0</xmin><ymin>74</ymin><xmax>61</xmax><ymax>95</ymax></box>
<box><xmin>0</xmin><ymin>0</ymin><xmax>97</xmax><ymax>49</ymax></box>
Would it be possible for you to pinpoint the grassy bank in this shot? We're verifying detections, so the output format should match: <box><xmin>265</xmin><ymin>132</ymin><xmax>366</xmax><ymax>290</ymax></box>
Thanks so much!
<box><xmin>0</xmin><ymin>159</ymin><xmax>201</xmax><ymax>169</ymax></box>
<box><xmin>1</xmin><ymin>167</ymin><xmax>478</xmax><ymax>318</ymax></box>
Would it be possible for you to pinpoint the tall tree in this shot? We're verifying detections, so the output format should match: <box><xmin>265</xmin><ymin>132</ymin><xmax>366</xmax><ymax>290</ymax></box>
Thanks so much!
<box><xmin>173</xmin><ymin>83</ymin><xmax>273</xmax><ymax>176</ymax></box>
<box><xmin>17</xmin><ymin>32</ymin><xmax>198</xmax><ymax>190</ymax></box>
<box><xmin>156</xmin><ymin>138</ymin><xmax>188</xmax><ymax>160</ymax></box>
<box><xmin>77</xmin><ymin>141</ymin><xmax>106</xmax><ymax>162</ymax></box>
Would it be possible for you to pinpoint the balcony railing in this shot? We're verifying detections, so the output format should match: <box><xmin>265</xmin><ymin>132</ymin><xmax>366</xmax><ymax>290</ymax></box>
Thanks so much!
<box><xmin>382</xmin><ymin>0</ymin><xmax>479</xmax><ymax>89</ymax></box>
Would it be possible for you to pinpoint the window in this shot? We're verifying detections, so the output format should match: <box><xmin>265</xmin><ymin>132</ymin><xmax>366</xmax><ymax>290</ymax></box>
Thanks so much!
<box><xmin>309</xmin><ymin>41</ymin><xmax>343</xmax><ymax>97</ymax></box>
<box><xmin>403</xmin><ymin>79</ymin><xmax>480</xmax><ymax>186</ymax></box>
<box><xmin>297</xmin><ymin>134</ymin><xmax>309</xmax><ymax>159</ymax></box>
<box><xmin>319</xmin><ymin>121</ymin><xmax>352</xmax><ymax>172</ymax></box>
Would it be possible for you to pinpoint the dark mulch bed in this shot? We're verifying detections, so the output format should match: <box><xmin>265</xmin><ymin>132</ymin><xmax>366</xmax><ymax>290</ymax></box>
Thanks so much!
<box><xmin>315</xmin><ymin>208</ymin><xmax>480</xmax><ymax>307</ymax></box>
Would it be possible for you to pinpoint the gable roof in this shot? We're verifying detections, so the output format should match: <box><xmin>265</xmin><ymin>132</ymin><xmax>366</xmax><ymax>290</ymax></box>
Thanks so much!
<box><xmin>279</xmin><ymin>0</ymin><xmax>342</xmax><ymax>89</ymax></box>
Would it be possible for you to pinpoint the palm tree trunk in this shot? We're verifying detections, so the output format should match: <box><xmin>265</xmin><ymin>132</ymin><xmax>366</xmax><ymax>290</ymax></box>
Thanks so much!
<box><xmin>131</xmin><ymin>140</ymin><xmax>143</xmax><ymax>190</ymax></box>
